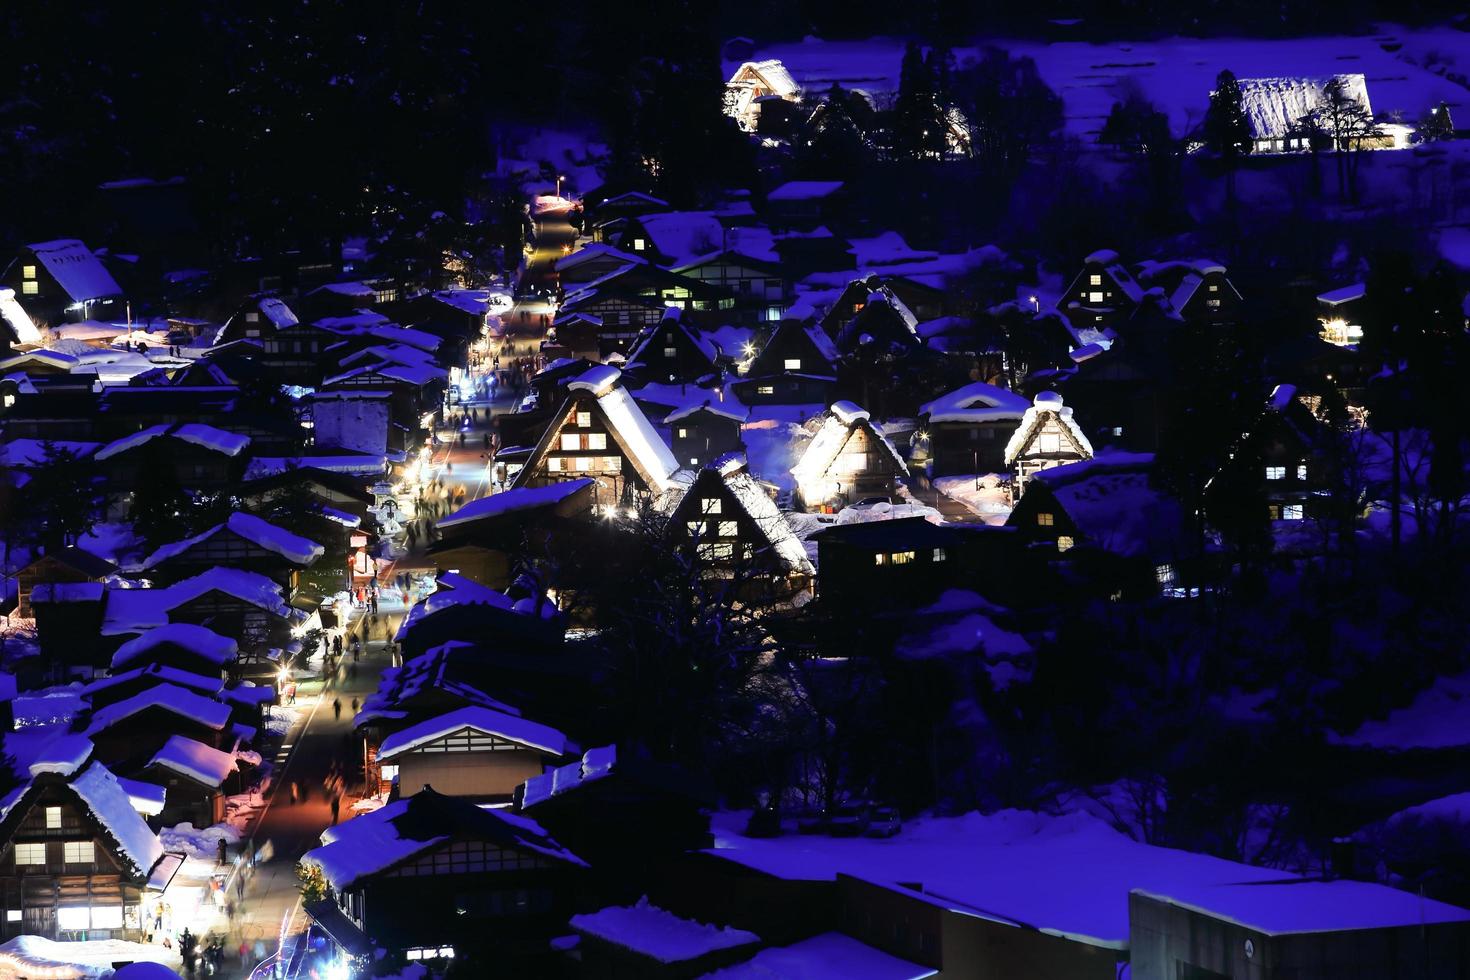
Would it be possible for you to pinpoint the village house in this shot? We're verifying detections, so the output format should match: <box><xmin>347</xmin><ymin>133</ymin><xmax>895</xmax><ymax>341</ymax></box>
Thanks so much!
<box><xmin>211</xmin><ymin>293</ymin><xmax>299</xmax><ymax>346</ymax></box>
<box><xmin>671</xmin><ymin>249</ymin><xmax>787</xmax><ymax>325</ymax></box>
<box><xmin>0</xmin><ymin>240</ymin><xmax>125</xmax><ymax>330</ymax></box>
<box><xmin>811</xmin><ymin>517</ymin><xmax>1019</xmax><ymax>611</ymax></box>
<box><xmin>765</xmin><ymin>181</ymin><xmax>847</xmax><ymax>233</ymax></box>
<box><xmin>622</xmin><ymin>307</ymin><xmax>722</xmax><ymax>385</ymax></box>
<box><xmin>724</xmin><ymin>59</ymin><xmax>801</xmax><ymax>132</ymax></box>
<box><xmin>82</xmin><ymin>663</ymin><xmax>272</xmax><ymax>734</ymax></box>
<box><xmin>1060</xmin><ymin>249</ymin><xmax>1146</xmax><ymax>329</ymax></box>
<box><xmin>587</xmin><ymin>190</ymin><xmax>672</xmax><ymax>224</ymax></box>
<box><xmin>137</xmin><ymin>512</ymin><xmax>324</xmax><ymax>592</ymax></box>
<box><xmin>133</xmin><ymin>734</ymin><xmax>244</xmax><ymax>829</ymax></box>
<box><xmin>818</xmin><ymin>276</ymin><xmax>945</xmax><ymax>339</ymax></box>
<box><xmin>95</xmin><ymin>422</ymin><xmax>251</xmax><ymax>502</ymax></box>
<box><xmin>0</xmin><ymin>748</ymin><xmax>178</xmax><ymax>942</ymax></box>
<box><xmin>555</xmin><ymin>243</ymin><xmax>649</xmax><ymax>292</ymax></box>
<box><xmin>108</xmin><ymin>623</ymin><xmax>238</xmax><ymax>680</ymax></box>
<box><xmin>665</xmin><ymin>401</ymin><xmax>748</xmax><ymax>470</ymax></box>
<box><xmin>0</xmin><ymin>287</ymin><xmax>43</xmax><ymax>352</ymax></box>
<box><xmin>1136</xmin><ymin>259</ymin><xmax>1244</xmax><ymax>325</ymax></box>
<box><xmin>432</xmin><ymin>480</ymin><xmax>596</xmax><ymax>590</ymax></box>
<box><xmin>256</xmin><ymin>319</ymin><xmax>341</xmax><ymax>384</ymax></box>
<box><xmin>791</xmin><ymin>401</ymin><xmax>909</xmax><ymax>512</ymax></box>
<box><xmin>11</xmin><ymin>547</ymin><xmax>116</xmax><ymax>621</ymax></box>
<box><xmin>1006</xmin><ymin>453</ymin><xmax>1197</xmax><ymax>597</ymax></box>
<box><xmin>1004</xmin><ymin>391</ymin><xmax>1095</xmax><ymax>499</ymax></box>
<box><xmin>1317</xmin><ymin>281</ymin><xmax>1367</xmax><ymax>346</ymax></box>
<box><xmin>518</xmin><ymin>745</ymin><xmax>716</xmax><ymax>893</ymax></box>
<box><xmin>513</xmin><ymin>365</ymin><xmax>682</xmax><ymax>512</ymax></box>
<box><xmin>735</xmin><ymin>318</ymin><xmax>841</xmax><ymax>406</ymax></box>
<box><xmin>81</xmin><ymin>682</ymin><xmax>240</xmax><ymax>773</ymax></box>
<box><xmin>915</xmin><ymin>381</ymin><xmax>1032</xmax><ymax>477</ymax></box>
<box><xmin>668</xmin><ymin>453</ymin><xmax>814</xmax><ymax>591</ymax></box>
<box><xmin>375</xmin><ymin>705</ymin><xmax>571</xmax><ymax>805</ymax></box>
<box><xmin>392</xmin><ymin>575</ymin><xmax>563</xmax><ymax>662</ymax></box>
<box><xmin>832</xmin><ymin>287</ymin><xmax>924</xmax><ymax>354</ymax></box>
<box><xmin>1234</xmin><ymin>74</ymin><xmax>1393</xmax><ymax>153</ymax></box>
<box><xmin>1215</xmin><ymin>383</ymin><xmax>1335</xmax><ymax>528</ymax></box>
<box><xmin>301</xmin><ymin>788</ymin><xmax>587</xmax><ymax>971</ymax></box>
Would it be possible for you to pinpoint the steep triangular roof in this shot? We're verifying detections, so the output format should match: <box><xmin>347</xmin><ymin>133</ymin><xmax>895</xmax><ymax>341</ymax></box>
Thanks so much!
<box><xmin>677</xmin><ymin>453</ymin><xmax>814</xmax><ymax>575</ymax></box>
<box><xmin>791</xmin><ymin>402</ymin><xmax>908</xmax><ymax>489</ymax></box>
<box><xmin>1004</xmin><ymin>391</ymin><xmax>1095</xmax><ymax>465</ymax></box>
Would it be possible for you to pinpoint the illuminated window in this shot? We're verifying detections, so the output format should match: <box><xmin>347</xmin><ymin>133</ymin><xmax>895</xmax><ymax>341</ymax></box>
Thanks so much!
<box><xmin>560</xmin><ymin>433</ymin><xmax>581</xmax><ymax>451</ymax></box>
<box><xmin>587</xmin><ymin>433</ymin><xmax>607</xmax><ymax>451</ymax></box>
<box><xmin>576</xmin><ymin>411</ymin><xmax>592</xmax><ymax>427</ymax></box>
<box><xmin>1088</xmin><ymin>291</ymin><xmax>1104</xmax><ymax>304</ymax></box>
<box><xmin>1155</xmin><ymin>563</ymin><xmax>1176</xmax><ymax>585</ymax></box>
<box><xmin>547</xmin><ymin>457</ymin><xmax>564</xmax><ymax>472</ymax></box>
<box><xmin>1268</xmin><ymin>504</ymin><xmax>1281</xmax><ymax>520</ymax></box>
<box><xmin>22</xmin><ymin>265</ymin><xmax>36</xmax><ymax>279</ymax></box>
<box><xmin>57</xmin><ymin>907</ymin><xmax>89</xmax><ymax>931</ymax></box>
<box><xmin>574</xmin><ymin>456</ymin><xmax>592</xmax><ymax>471</ymax></box>
<box><xmin>246</xmin><ymin>311</ymin><xmax>260</xmax><ymax>322</ymax></box>
<box><xmin>1208</xmin><ymin>284</ymin><xmax>1219</xmax><ymax>292</ymax></box>
<box><xmin>701</xmin><ymin>498</ymin><xmax>722</xmax><ymax>515</ymax></box>
<box><xmin>1283</xmin><ymin>504</ymin><xmax>1304</xmax><ymax>520</ymax></box>
<box><xmin>22</xmin><ymin>281</ymin><xmax>38</xmax><ymax>295</ymax></box>
<box><xmin>663</xmin><ymin>347</ymin><xmax>678</xmax><ymax>359</ymax></box>
<box><xmin>686</xmin><ymin>521</ymin><xmax>704</xmax><ymax>536</ymax></box>
<box><xmin>676</xmin><ymin>428</ymin><xmax>688</xmax><ymax>439</ymax></box>
<box><xmin>1265</xmin><ymin>466</ymin><xmax>1285</xmax><ymax>480</ymax></box>
<box><xmin>1037</xmin><ymin>512</ymin><xmax>1054</xmax><ymax>526</ymax></box>
<box><xmin>1037</xmin><ymin>433</ymin><xmax>1061</xmax><ymax>453</ymax></box>
<box><xmin>90</xmin><ymin>906</ymin><xmax>122</xmax><ymax>929</ymax></box>
<box><xmin>1089</xmin><ymin>274</ymin><xmax>1102</xmax><ymax>286</ymax></box>
<box><xmin>633</xmin><ymin>239</ymin><xmax>646</xmax><ymax>251</ymax></box>
<box><xmin>1297</xmin><ymin>463</ymin><xmax>1307</xmax><ymax>480</ymax></box>
<box><xmin>889</xmin><ymin>551</ymin><xmax>916</xmax><ymax>565</ymax></box>
<box><xmin>45</xmin><ymin>807</ymin><xmax>61</xmax><ymax>830</ymax></box>
<box><xmin>1057</xmin><ymin>535</ymin><xmax>1075</xmax><ymax>552</ymax></box>
<box><xmin>783</xmin><ymin>358</ymin><xmax>801</xmax><ymax>371</ymax></box>
<box><xmin>4</xmin><ymin>910</ymin><xmax>18</xmax><ymax>922</ymax></box>
<box><xmin>603</xmin><ymin>456</ymin><xmax>622</xmax><ymax>472</ymax></box>
<box><xmin>64</xmin><ymin>842</ymin><xmax>94</xmax><ymax>865</ymax></box>
<box><xmin>873</xmin><ymin>553</ymin><xmax>886</xmax><ymax>566</ymax></box>
<box><xmin>13</xmin><ymin>843</ymin><xmax>45</xmax><ymax>865</ymax></box>
<box><xmin>718</xmin><ymin>521</ymin><xmax>738</xmax><ymax>537</ymax></box>
<box><xmin>712</xmin><ymin>543</ymin><xmax>734</xmax><ymax>560</ymax></box>
<box><xmin>932</xmin><ymin>548</ymin><xmax>946</xmax><ymax>562</ymax></box>
<box><xmin>406</xmin><ymin>947</ymin><xmax>454</xmax><ymax>961</ymax></box>
<box><xmin>756</xmin><ymin>386</ymin><xmax>774</xmax><ymax>395</ymax></box>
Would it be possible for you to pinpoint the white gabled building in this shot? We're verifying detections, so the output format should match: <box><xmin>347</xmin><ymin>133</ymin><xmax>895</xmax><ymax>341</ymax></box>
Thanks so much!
<box><xmin>1004</xmin><ymin>391</ymin><xmax>1094</xmax><ymax>498</ymax></box>
<box><xmin>724</xmin><ymin>59</ymin><xmax>801</xmax><ymax>131</ymax></box>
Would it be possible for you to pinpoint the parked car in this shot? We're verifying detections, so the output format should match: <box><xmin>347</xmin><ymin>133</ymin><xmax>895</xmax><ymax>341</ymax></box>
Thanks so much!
<box><xmin>827</xmin><ymin>801</ymin><xmax>870</xmax><ymax>837</ymax></box>
<box><xmin>866</xmin><ymin>806</ymin><xmax>902</xmax><ymax>838</ymax></box>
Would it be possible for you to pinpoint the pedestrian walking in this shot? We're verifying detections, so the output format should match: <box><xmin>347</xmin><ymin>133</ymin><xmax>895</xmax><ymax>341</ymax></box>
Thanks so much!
<box><xmin>290</xmin><ymin>781</ymin><xmax>299</xmax><ymax>805</ymax></box>
<box><xmin>330</xmin><ymin>794</ymin><xmax>341</xmax><ymax>825</ymax></box>
<box><xmin>333</xmin><ymin>698</ymin><xmax>342</xmax><ymax>720</ymax></box>
<box><xmin>216</xmin><ymin>837</ymin><xmax>227</xmax><ymax>866</ymax></box>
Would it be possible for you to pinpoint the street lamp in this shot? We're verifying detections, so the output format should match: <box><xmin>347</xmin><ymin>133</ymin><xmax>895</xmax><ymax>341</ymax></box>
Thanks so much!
<box><xmin>556</xmin><ymin>174</ymin><xmax>565</xmax><ymax>199</ymax></box>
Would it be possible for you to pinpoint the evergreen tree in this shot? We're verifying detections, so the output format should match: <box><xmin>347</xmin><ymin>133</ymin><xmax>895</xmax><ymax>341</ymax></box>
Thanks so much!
<box><xmin>951</xmin><ymin>48</ymin><xmax>1062</xmax><ymax>178</ymax></box>
<box><xmin>891</xmin><ymin>42</ymin><xmax>946</xmax><ymax>160</ymax></box>
<box><xmin>1204</xmin><ymin>70</ymin><xmax>1252</xmax><ymax>216</ymax></box>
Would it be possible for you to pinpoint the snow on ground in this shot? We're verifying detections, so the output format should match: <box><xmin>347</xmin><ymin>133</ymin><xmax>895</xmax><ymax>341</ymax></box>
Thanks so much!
<box><xmin>932</xmin><ymin>474</ymin><xmax>1013</xmax><ymax>525</ymax></box>
<box><xmin>1438</xmin><ymin>225</ymin><xmax>1470</xmax><ymax>270</ymax></box>
<box><xmin>1331</xmin><ymin>669</ymin><xmax>1470</xmax><ymax>750</ymax></box>
<box><xmin>79</xmin><ymin>521</ymin><xmax>145</xmax><ymax>567</ymax></box>
<box><xmin>742</xmin><ymin>405</ymin><xmax>823</xmax><ymax>491</ymax></box>
<box><xmin>161</xmin><ymin>821</ymin><xmax>243</xmax><ymax>861</ymax></box>
<box><xmin>264</xmin><ymin>701</ymin><xmax>303</xmax><ymax>737</ymax></box>
<box><xmin>0</xmin><ymin>936</ymin><xmax>180</xmax><ymax>978</ymax></box>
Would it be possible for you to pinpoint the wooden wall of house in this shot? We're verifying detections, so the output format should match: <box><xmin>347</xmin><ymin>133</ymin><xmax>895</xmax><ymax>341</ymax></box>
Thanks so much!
<box><xmin>396</xmin><ymin>746</ymin><xmax>548</xmax><ymax>801</ymax></box>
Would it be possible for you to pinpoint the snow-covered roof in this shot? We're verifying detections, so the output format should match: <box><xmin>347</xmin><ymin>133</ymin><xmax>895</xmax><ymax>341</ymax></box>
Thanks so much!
<box><xmin>95</xmin><ymin>422</ymin><xmax>250</xmax><ymax>461</ymax></box>
<box><xmin>70</xmin><ymin>761</ymin><xmax>166</xmax><ymax>877</ymax></box>
<box><xmin>377</xmin><ymin>705</ymin><xmax>570</xmax><ymax>761</ymax></box>
<box><xmin>727</xmin><ymin>59</ymin><xmax>800</xmax><ymax>99</ymax></box>
<box><xmin>0</xmin><ymin>288</ymin><xmax>41</xmax><ymax>345</ymax></box>
<box><xmin>664</xmin><ymin>400</ymin><xmax>749</xmax><ymax>425</ymax></box>
<box><xmin>1027</xmin><ymin>453</ymin><xmax>1187</xmax><ymax>559</ymax></box>
<box><xmin>625</xmin><ymin>308</ymin><xmax>720</xmax><ymax>370</ymax></box>
<box><xmin>1318</xmin><ymin>282</ymin><xmax>1367</xmax><ymax>306</ymax></box>
<box><xmin>520</xmin><ymin>745</ymin><xmax>618</xmax><ymax>809</ymax></box>
<box><xmin>84</xmin><ymin>663</ymin><xmax>225</xmax><ymax>700</ymax></box>
<box><xmin>567</xmin><ymin>363</ymin><xmax>623</xmax><ymax>396</ymax></box>
<box><xmin>1003</xmin><ymin>391</ymin><xmax>1094</xmax><ymax>465</ymax></box>
<box><xmin>85</xmin><ymin>683</ymin><xmax>232</xmax><ymax>735</ymax></box>
<box><xmin>257</xmin><ymin>296</ymin><xmax>298</xmax><ymax>329</ymax></box>
<box><xmin>1134</xmin><ymin>878</ymin><xmax>1470</xmax><ymax>936</ymax></box>
<box><xmin>791</xmin><ymin>402</ymin><xmax>908</xmax><ymax>489</ymax></box>
<box><xmin>26</xmin><ymin>239</ymin><xmax>124</xmax><ymax>302</ymax></box>
<box><xmin>570</xmin><ymin>897</ymin><xmax>759</xmax><ymax>963</ymax></box>
<box><xmin>920</xmin><ymin>382</ymin><xmax>1030</xmax><ymax>424</ymax></box>
<box><xmin>767</xmin><ymin>180</ymin><xmax>844</xmax><ymax>201</ymax></box>
<box><xmin>102</xmin><ymin>568</ymin><xmax>293</xmax><ymax>636</ymax></box>
<box><xmin>634</xmin><ymin>212</ymin><xmax>727</xmax><ymax>268</ymax></box>
<box><xmin>699</xmin><ymin>453</ymin><xmax>813</xmax><ymax>575</ymax></box>
<box><xmin>26</xmin><ymin>735</ymin><xmax>95</xmax><ymax>778</ymax></box>
<box><xmin>555</xmin><ymin>242</ymin><xmax>648</xmax><ymax>273</ymax></box>
<box><xmin>110</xmin><ymin>623</ymin><xmax>238</xmax><ymax>671</ymax></box>
<box><xmin>302</xmin><ymin>789</ymin><xmax>584</xmax><ymax>892</ymax></box>
<box><xmin>147</xmin><ymin>735</ymin><xmax>237</xmax><ymax>788</ymax></box>
<box><xmin>141</xmin><ymin>512</ymin><xmax>325</xmax><ymax>569</ymax></box>
<box><xmin>438</xmin><ymin>480</ymin><xmax>594</xmax><ymax>528</ymax></box>
<box><xmin>1238</xmin><ymin>74</ymin><xmax>1372</xmax><ymax>139</ymax></box>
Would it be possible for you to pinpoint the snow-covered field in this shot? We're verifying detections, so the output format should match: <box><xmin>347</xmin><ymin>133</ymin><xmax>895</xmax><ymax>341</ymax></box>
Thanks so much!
<box><xmin>932</xmin><ymin>474</ymin><xmax>1013</xmax><ymax>524</ymax></box>
<box><xmin>1332</xmin><ymin>669</ymin><xmax>1470</xmax><ymax>750</ymax></box>
<box><xmin>727</xmin><ymin>27</ymin><xmax>1470</xmax><ymax>142</ymax></box>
